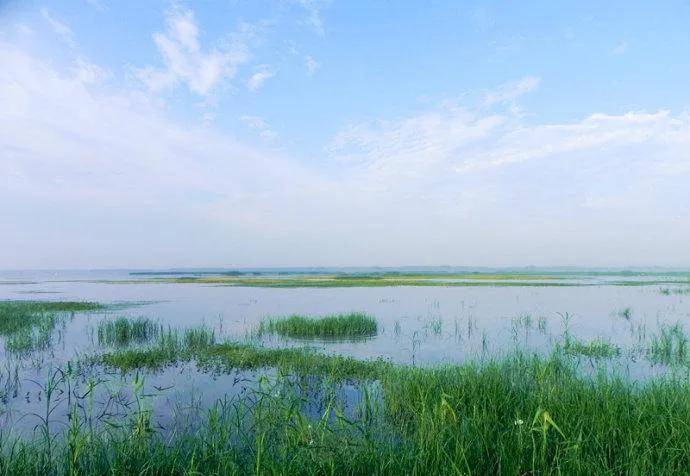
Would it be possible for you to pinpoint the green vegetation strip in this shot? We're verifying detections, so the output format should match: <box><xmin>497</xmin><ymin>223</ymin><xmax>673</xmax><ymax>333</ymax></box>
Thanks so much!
<box><xmin>257</xmin><ymin>312</ymin><xmax>377</xmax><ymax>339</ymax></box>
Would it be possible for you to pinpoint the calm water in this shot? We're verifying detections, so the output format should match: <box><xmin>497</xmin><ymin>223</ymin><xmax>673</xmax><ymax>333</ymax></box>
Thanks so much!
<box><xmin>1</xmin><ymin>269</ymin><xmax>690</xmax><ymax>437</ymax></box>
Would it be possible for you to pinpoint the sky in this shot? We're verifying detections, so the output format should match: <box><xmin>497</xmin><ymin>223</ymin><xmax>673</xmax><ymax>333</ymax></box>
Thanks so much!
<box><xmin>1</xmin><ymin>0</ymin><xmax>690</xmax><ymax>269</ymax></box>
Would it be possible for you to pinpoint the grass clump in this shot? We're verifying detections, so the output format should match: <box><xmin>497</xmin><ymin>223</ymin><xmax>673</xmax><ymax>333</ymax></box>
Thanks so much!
<box><xmin>562</xmin><ymin>337</ymin><xmax>620</xmax><ymax>358</ymax></box>
<box><xmin>258</xmin><ymin>312</ymin><xmax>377</xmax><ymax>340</ymax></box>
<box><xmin>199</xmin><ymin>343</ymin><xmax>389</xmax><ymax>379</ymax></box>
<box><xmin>648</xmin><ymin>322</ymin><xmax>689</xmax><ymax>365</ymax></box>
<box><xmin>0</xmin><ymin>300</ymin><xmax>104</xmax><ymax>355</ymax></box>
<box><xmin>0</xmin><ymin>300</ymin><xmax>103</xmax><ymax>336</ymax></box>
<box><xmin>100</xmin><ymin>326</ymin><xmax>216</xmax><ymax>371</ymax></box>
<box><xmin>97</xmin><ymin>317</ymin><xmax>160</xmax><ymax>347</ymax></box>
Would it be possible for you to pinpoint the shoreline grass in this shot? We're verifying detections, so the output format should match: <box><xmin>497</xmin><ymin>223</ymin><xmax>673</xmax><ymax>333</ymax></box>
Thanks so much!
<box><xmin>257</xmin><ymin>312</ymin><xmax>377</xmax><ymax>340</ymax></box>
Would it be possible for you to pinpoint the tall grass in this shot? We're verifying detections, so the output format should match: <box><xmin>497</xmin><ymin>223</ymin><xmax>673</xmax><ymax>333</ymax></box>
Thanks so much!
<box><xmin>562</xmin><ymin>337</ymin><xmax>620</xmax><ymax>358</ymax></box>
<box><xmin>648</xmin><ymin>322</ymin><xmax>689</xmax><ymax>365</ymax></box>
<box><xmin>258</xmin><ymin>312</ymin><xmax>377</xmax><ymax>339</ymax></box>
<box><xmin>97</xmin><ymin>316</ymin><xmax>160</xmax><ymax>347</ymax></box>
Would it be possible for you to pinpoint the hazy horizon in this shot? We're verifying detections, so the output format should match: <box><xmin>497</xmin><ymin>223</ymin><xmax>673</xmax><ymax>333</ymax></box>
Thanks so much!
<box><xmin>2</xmin><ymin>1</ymin><xmax>690</xmax><ymax>269</ymax></box>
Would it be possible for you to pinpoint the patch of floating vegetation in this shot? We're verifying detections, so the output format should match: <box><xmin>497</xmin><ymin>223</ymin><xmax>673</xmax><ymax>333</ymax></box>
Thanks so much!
<box><xmin>562</xmin><ymin>337</ymin><xmax>620</xmax><ymax>359</ymax></box>
<box><xmin>97</xmin><ymin>316</ymin><xmax>161</xmax><ymax>347</ymax></box>
<box><xmin>257</xmin><ymin>312</ymin><xmax>377</xmax><ymax>340</ymax></box>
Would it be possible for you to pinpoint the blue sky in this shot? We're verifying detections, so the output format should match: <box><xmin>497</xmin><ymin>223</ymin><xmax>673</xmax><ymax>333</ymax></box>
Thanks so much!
<box><xmin>1</xmin><ymin>1</ymin><xmax>690</xmax><ymax>268</ymax></box>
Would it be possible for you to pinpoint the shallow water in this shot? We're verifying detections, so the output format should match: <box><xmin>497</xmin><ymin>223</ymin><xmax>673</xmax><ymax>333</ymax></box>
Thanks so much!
<box><xmin>1</xmin><ymin>269</ymin><xmax>690</xmax><ymax>436</ymax></box>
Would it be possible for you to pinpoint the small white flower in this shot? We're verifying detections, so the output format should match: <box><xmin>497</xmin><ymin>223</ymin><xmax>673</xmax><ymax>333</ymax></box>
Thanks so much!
<box><xmin>514</xmin><ymin>419</ymin><xmax>524</xmax><ymax>426</ymax></box>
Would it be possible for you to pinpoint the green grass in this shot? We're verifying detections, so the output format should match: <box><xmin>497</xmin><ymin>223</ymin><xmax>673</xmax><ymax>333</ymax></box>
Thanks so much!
<box><xmin>562</xmin><ymin>337</ymin><xmax>620</xmax><ymax>358</ymax></box>
<box><xmin>0</xmin><ymin>300</ymin><xmax>103</xmax><ymax>335</ymax></box>
<box><xmin>100</xmin><ymin>326</ymin><xmax>216</xmax><ymax>371</ymax></box>
<box><xmin>9</xmin><ymin>349</ymin><xmax>690</xmax><ymax>474</ymax></box>
<box><xmin>257</xmin><ymin>312</ymin><xmax>377</xmax><ymax>339</ymax></box>
<box><xmin>648</xmin><ymin>322</ymin><xmax>689</xmax><ymax>365</ymax></box>
<box><xmin>97</xmin><ymin>316</ymin><xmax>160</xmax><ymax>347</ymax></box>
<box><xmin>0</xmin><ymin>300</ymin><xmax>104</xmax><ymax>355</ymax></box>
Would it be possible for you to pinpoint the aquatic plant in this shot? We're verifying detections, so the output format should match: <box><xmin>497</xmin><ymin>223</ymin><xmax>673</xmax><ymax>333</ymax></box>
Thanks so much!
<box><xmin>8</xmin><ymin>349</ymin><xmax>690</xmax><ymax>474</ymax></box>
<box><xmin>257</xmin><ymin>312</ymin><xmax>377</xmax><ymax>339</ymax></box>
<box><xmin>648</xmin><ymin>322</ymin><xmax>689</xmax><ymax>365</ymax></box>
<box><xmin>0</xmin><ymin>300</ymin><xmax>103</xmax><ymax>356</ymax></box>
<box><xmin>562</xmin><ymin>337</ymin><xmax>620</xmax><ymax>359</ymax></box>
<box><xmin>97</xmin><ymin>316</ymin><xmax>160</xmax><ymax>347</ymax></box>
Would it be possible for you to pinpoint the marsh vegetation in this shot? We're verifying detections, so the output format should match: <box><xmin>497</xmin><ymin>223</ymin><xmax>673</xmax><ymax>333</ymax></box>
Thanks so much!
<box><xmin>3</xmin><ymin>272</ymin><xmax>690</xmax><ymax>474</ymax></box>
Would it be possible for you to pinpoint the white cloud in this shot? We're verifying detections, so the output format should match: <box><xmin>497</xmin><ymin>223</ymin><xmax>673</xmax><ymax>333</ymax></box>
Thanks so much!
<box><xmin>483</xmin><ymin>76</ymin><xmax>540</xmax><ymax>109</ymax></box>
<box><xmin>135</xmin><ymin>6</ymin><xmax>250</xmax><ymax>96</ymax></box>
<box><xmin>85</xmin><ymin>0</ymin><xmax>108</xmax><ymax>12</ymax></box>
<box><xmin>40</xmin><ymin>8</ymin><xmax>76</xmax><ymax>49</ymax></box>
<box><xmin>293</xmin><ymin>0</ymin><xmax>330</xmax><ymax>36</ymax></box>
<box><xmin>0</xmin><ymin>41</ymin><xmax>325</xmax><ymax>267</ymax></box>
<box><xmin>71</xmin><ymin>57</ymin><xmax>109</xmax><ymax>84</ymax></box>
<box><xmin>241</xmin><ymin>115</ymin><xmax>277</xmax><ymax>140</ymax></box>
<box><xmin>247</xmin><ymin>68</ymin><xmax>275</xmax><ymax>91</ymax></box>
<box><xmin>327</xmin><ymin>101</ymin><xmax>690</xmax><ymax>267</ymax></box>
<box><xmin>305</xmin><ymin>55</ymin><xmax>319</xmax><ymax>75</ymax></box>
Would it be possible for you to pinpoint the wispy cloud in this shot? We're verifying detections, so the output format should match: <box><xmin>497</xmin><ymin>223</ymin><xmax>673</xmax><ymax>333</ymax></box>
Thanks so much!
<box><xmin>305</xmin><ymin>55</ymin><xmax>319</xmax><ymax>75</ymax></box>
<box><xmin>483</xmin><ymin>76</ymin><xmax>540</xmax><ymax>110</ymax></box>
<box><xmin>40</xmin><ymin>8</ymin><xmax>77</xmax><ymax>49</ymax></box>
<box><xmin>241</xmin><ymin>115</ymin><xmax>277</xmax><ymax>140</ymax></box>
<box><xmin>135</xmin><ymin>6</ymin><xmax>251</xmax><ymax>96</ymax></box>
<box><xmin>247</xmin><ymin>68</ymin><xmax>275</xmax><ymax>91</ymax></box>
<box><xmin>293</xmin><ymin>0</ymin><xmax>330</xmax><ymax>36</ymax></box>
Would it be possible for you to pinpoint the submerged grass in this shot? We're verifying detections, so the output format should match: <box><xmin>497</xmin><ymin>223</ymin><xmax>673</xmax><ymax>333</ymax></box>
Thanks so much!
<box><xmin>258</xmin><ymin>312</ymin><xmax>377</xmax><ymax>339</ymax></box>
